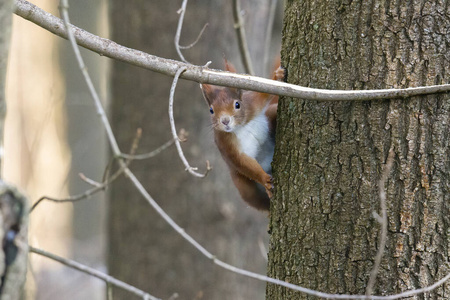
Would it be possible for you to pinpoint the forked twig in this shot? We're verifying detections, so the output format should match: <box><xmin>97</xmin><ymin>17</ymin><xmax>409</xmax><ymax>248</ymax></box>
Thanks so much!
<box><xmin>31</xmin><ymin>127</ymin><xmax>145</xmax><ymax>212</ymax></box>
<box><xmin>118</xmin><ymin>137</ymin><xmax>175</xmax><ymax>160</ymax></box>
<box><xmin>179</xmin><ymin>23</ymin><xmax>208</xmax><ymax>50</ymax></box>
<box><xmin>174</xmin><ymin>0</ymin><xmax>208</xmax><ymax>60</ymax></box>
<box><xmin>31</xmin><ymin>159</ymin><xmax>124</xmax><ymax>212</ymax></box>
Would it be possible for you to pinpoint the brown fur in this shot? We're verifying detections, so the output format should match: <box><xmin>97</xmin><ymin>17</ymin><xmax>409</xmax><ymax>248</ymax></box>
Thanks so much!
<box><xmin>202</xmin><ymin>62</ymin><xmax>285</xmax><ymax>211</ymax></box>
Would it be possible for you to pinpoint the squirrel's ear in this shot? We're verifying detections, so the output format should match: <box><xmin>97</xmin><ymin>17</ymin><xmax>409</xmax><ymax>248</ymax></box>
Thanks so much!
<box><xmin>227</xmin><ymin>86</ymin><xmax>242</xmax><ymax>100</ymax></box>
<box><xmin>200</xmin><ymin>84</ymin><xmax>216</xmax><ymax>106</ymax></box>
<box><xmin>224</xmin><ymin>58</ymin><xmax>237</xmax><ymax>73</ymax></box>
<box><xmin>223</xmin><ymin>59</ymin><xmax>241</xmax><ymax>96</ymax></box>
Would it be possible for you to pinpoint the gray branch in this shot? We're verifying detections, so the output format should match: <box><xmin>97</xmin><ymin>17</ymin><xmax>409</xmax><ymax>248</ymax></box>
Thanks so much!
<box><xmin>29</xmin><ymin>246</ymin><xmax>159</xmax><ymax>300</ymax></box>
<box><xmin>13</xmin><ymin>0</ymin><xmax>450</xmax><ymax>102</ymax></box>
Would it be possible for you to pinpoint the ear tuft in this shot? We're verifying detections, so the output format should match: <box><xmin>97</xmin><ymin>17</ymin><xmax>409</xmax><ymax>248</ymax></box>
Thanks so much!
<box><xmin>224</xmin><ymin>58</ymin><xmax>237</xmax><ymax>73</ymax></box>
<box><xmin>200</xmin><ymin>84</ymin><xmax>216</xmax><ymax>106</ymax></box>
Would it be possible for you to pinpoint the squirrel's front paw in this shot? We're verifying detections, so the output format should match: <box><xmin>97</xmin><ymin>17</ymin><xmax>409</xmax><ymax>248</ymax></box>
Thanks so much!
<box><xmin>274</xmin><ymin>66</ymin><xmax>287</xmax><ymax>82</ymax></box>
<box><xmin>263</xmin><ymin>175</ymin><xmax>274</xmax><ymax>198</ymax></box>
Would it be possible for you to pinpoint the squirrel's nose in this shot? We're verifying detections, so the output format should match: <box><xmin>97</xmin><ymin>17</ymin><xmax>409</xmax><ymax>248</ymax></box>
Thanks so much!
<box><xmin>221</xmin><ymin>116</ymin><xmax>230</xmax><ymax>125</ymax></box>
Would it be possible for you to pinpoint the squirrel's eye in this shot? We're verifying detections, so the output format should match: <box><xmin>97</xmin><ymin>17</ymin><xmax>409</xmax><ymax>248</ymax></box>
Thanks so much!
<box><xmin>209</xmin><ymin>107</ymin><xmax>214</xmax><ymax>114</ymax></box>
<box><xmin>234</xmin><ymin>101</ymin><xmax>240</xmax><ymax>109</ymax></box>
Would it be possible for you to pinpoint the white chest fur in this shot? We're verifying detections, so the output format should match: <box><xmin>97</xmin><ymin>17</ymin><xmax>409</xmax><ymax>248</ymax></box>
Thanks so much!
<box><xmin>234</xmin><ymin>111</ymin><xmax>274</xmax><ymax>173</ymax></box>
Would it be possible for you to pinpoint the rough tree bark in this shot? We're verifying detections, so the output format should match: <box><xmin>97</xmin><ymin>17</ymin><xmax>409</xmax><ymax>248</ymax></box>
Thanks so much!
<box><xmin>108</xmin><ymin>1</ymin><xmax>274</xmax><ymax>299</ymax></box>
<box><xmin>0</xmin><ymin>182</ymin><xmax>28</xmax><ymax>300</ymax></box>
<box><xmin>267</xmin><ymin>1</ymin><xmax>449</xmax><ymax>299</ymax></box>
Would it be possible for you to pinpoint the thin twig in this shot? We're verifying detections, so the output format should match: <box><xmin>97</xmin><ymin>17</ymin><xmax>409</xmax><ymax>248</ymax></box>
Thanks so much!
<box><xmin>118</xmin><ymin>137</ymin><xmax>175</xmax><ymax>160</ymax></box>
<box><xmin>101</xmin><ymin>156</ymin><xmax>115</xmax><ymax>183</ymax></box>
<box><xmin>174</xmin><ymin>0</ymin><xmax>189</xmax><ymax>63</ymax></box>
<box><xmin>169</xmin><ymin>67</ymin><xmax>211</xmax><ymax>177</ymax></box>
<box><xmin>14</xmin><ymin>0</ymin><xmax>450</xmax><ymax>101</ymax></box>
<box><xmin>366</xmin><ymin>149</ymin><xmax>395</xmax><ymax>296</ymax></box>
<box><xmin>179</xmin><ymin>23</ymin><xmax>208</xmax><ymax>49</ymax></box>
<box><xmin>232</xmin><ymin>0</ymin><xmax>254</xmax><ymax>75</ymax></box>
<box><xmin>31</xmin><ymin>125</ymin><xmax>144</xmax><ymax>212</ymax></box>
<box><xmin>29</xmin><ymin>246</ymin><xmax>160</xmax><ymax>300</ymax></box>
<box><xmin>128</xmin><ymin>127</ymin><xmax>142</xmax><ymax>157</ymax></box>
<box><xmin>30</xmin><ymin>164</ymin><xmax>126</xmax><ymax>212</ymax></box>
<box><xmin>79</xmin><ymin>172</ymin><xmax>102</xmax><ymax>187</ymax></box>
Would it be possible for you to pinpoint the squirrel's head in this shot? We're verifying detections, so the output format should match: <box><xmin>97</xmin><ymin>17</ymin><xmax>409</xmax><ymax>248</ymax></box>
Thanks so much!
<box><xmin>201</xmin><ymin>59</ymin><xmax>250</xmax><ymax>132</ymax></box>
<box><xmin>201</xmin><ymin>84</ymin><xmax>245</xmax><ymax>132</ymax></box>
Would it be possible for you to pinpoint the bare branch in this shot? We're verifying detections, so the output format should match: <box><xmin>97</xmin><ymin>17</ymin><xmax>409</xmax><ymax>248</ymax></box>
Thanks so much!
<box><xmin>179</xmin><ymin>23</ymin><xmax>208</xmax><ymax>50</ymax></box>
<box><xmin>169</xmin><ymin>67</ymin><xmax>211</xmax><ymax>177</ymax></box>
<box><xmin>30</xmin><ymin>164</ymin><xmax>125</xmax><ymax>212</ymax></box>
<box><xmin>174</xmin><ymin>0</ymin><xmax>208</xmax><ymax>58</ymax></box>
<box><xmin>366</xmin><ymin>149</ymin><xmax>395</xmax><ymax>296</ymax></box>
<box><xmin>118</xmin><ymin>137</ymin><xmax>175</xmax><ymax>160</ymax></box>
<box><xmin>231</xmin><ymin>0</ymin><xmax>254</xmax><ymax>75</ymax></box>
<box><xmin>29</xmin><ymin>246</ymin><xmax>160</xmax><ymax>300</ymax></box>
<box><xmin>14</xmin><ymin>0</ymin><xmax>450</xmax><ymax>101</ymax></box>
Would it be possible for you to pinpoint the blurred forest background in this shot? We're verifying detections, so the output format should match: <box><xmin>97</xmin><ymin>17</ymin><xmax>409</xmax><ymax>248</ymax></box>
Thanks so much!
<box><xmin>5</xmin><ymin>0</ymin><xmax>283</xmax><ymax>299</ymax></box>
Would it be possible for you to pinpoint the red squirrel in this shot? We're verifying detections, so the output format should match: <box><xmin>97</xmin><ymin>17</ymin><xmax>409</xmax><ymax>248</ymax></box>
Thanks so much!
<box><xmin>201</xmin><ymin>61</ymin><xmax>285</xmax><ymax>211</ymax></box>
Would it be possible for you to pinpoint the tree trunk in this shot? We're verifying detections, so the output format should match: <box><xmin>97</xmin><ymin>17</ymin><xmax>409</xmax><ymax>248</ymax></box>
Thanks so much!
<box><xmin>267</xmin><ymin>1</ymin><xmax>449</xmax><ymax>299</ymax></box>
<box><xmin>108</xmin><ymin>1</ymin><xmax>274</xmax><ymax>299</ymax></box>
<box><xmin>0</xmin><ymin>182</ymin><xmax>28</xmax><ymax>300</ymax></box>
<box><xmin>0</xmin><ymin>2</ymin><xmax>28</xmax><ymax>299</ymax></box>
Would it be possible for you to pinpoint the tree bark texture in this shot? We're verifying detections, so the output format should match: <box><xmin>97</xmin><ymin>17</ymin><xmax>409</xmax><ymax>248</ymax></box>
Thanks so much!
<box><xmin>108</xmin><ymin>1</ymin><xmax>275</xmax><ymax>299</ymax></box>
<box><xmin>267</xmin><ymin>1</ymin><xmax>449</xmax><ymax>299</ymax></box>
<box><xmin>0</xmin><ymin>181</ymin><xmax>28</xmax><ymax>300</ymax></box>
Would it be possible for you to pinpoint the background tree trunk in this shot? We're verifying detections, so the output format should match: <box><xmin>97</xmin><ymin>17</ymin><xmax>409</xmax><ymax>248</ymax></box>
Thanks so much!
<box><xmin>267</xmin><ymin>0</ymin><xmax>449</xmax><ymax>299</ymax></box>
<box><xmin>62</xmin><ymin>0</ymin><xmax>107</xmax><ymax>276</ymax></box>
<box><xmin>108</xmin><ymin>1</ymin><xmax>279</xmax><ymax>299</ymax></box>
<box><xmin>0</xmin><ymin>2</ymin><xmax>28</xmax><ymax>299</ymax></box>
